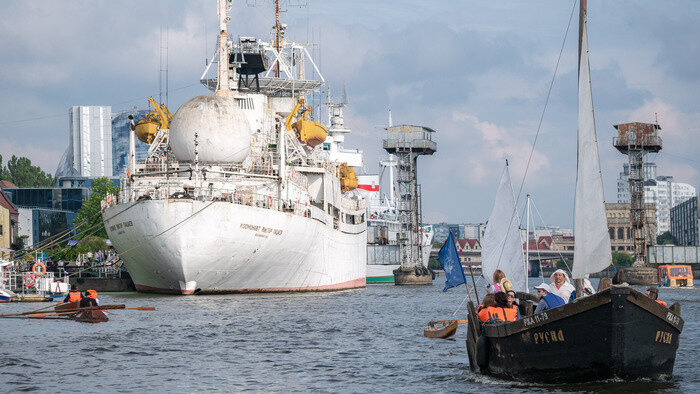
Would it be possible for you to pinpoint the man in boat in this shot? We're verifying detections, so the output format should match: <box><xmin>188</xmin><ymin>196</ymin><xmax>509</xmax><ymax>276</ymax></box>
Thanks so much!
<box><xmin>81</xmin><ymin>289</ymin><xmax>99</xmax><ymax>307</ymax></box>
<box><xmin>534</xmin><ymin>283</ymin><xmax>565</xmax><ymax>313</ymax></box>
<box><xmin>645</xmin><ymin>287</ymin><xmax>667</xmax><ymax>307</ymax></box>
<box><xmin>63</xmin><ymin>284</ymin><xmax>81</xmax><ymax>303</ymax></box>
<box><xmin>549</xmin><ymin>269</ymin><xmax>575</xmax><ymax>303</ymax></box>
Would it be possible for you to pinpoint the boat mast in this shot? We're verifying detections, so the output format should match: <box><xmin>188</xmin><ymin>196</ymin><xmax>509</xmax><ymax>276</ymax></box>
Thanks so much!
<box><xmin>574</xmin><ymin>0</ymin><xmax>586</xmax><ymax>297</ymax></box>
<box><xmin>388</xmin><ymin>110</ymin><xmax>395</xmax><ymax>206</ymax></box>
<box><xmin>216</xmin><ymin>0</ymin><xmax>231</xmax><ymax>97</ymax></box>
<box><xmin>525</xmin><ymin>194</ymin><xmax>530</xmax><ymax>289</ymax></box>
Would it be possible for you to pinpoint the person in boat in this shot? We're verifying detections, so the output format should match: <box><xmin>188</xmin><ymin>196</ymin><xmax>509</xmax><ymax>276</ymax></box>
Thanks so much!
<box><xmin>478</xmin><ymin>292</ymin><xmax>518</xmax><ymax>323</ymax></box>
<box><xmin>63</xmin><ymin>284</ymin><xmax>81</xmax><ymax>303</ymax></box>
<box><xmin>549</xmin><ymin>269</ymin><xmax>576</xmax><ymax>303</ymax></box>
<box><xmin>81</xmin><ymin>289</ymin><xmax>99</xmax><ymax>307</ymax></box>
<box><xmin>477</xmin><ymin>294</ymin><xmax>497</xmax><ymax>321</ymax></box>
<box><xmin>534</xmin><ymin>283</ymin><xmax>565</xmax><ymax>313</ymax></box>
<box><xmin>645</xmin><ymin>287</ymin><xmax>667</xmax><ymax>307</ymax></box>
<box><xmin>506</xmin><ymin>290</ymin><xmax>520</xmax><ymax>319</ymax></box>
<box><xmin>488</xmin><ymin>269</ymin><xmax>514</xmax><ymax>294</ymax></box>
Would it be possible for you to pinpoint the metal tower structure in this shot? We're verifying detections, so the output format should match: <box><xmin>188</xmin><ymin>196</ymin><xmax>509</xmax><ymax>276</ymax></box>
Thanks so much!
<box><xmin>613</xmin><ymin>122</ymin><xmax>662</xmax><ymax>266</ymax></box>
<box><xmin>383</xmin><ymin>125</ymin><xmax>436</xmax><ymax>269</ymax></box>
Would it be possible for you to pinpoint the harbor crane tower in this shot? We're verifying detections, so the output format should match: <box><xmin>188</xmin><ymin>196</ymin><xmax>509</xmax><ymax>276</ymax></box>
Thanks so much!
<box><xmin>613</xmin><ymin>122</ymin><xmax>662</xmax><ymax>266</ymax></box>
<box><xmin>383</xmin><ymin>125</ymin><xmax>436</xmax><ymax>285</ymax></box>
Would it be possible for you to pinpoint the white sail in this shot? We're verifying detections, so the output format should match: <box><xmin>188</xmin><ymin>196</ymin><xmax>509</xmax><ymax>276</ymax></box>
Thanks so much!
<box><xmin>482</xmin><ymin>163</ymin><xmax>527</xmax><ymax>291</ymax></box>
<box><xmin>572</xmin><ymin>18</ymin><xmax>612</xmax><ymax>279</ymax></box>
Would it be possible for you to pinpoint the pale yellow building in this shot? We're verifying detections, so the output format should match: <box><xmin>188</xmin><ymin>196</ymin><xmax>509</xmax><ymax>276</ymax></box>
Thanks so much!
<box><xmin>0</xmin><ymin>188</ymin><xmax>19</xmax><ymax>257</ymax></box>
<box><xmin>605</xmin><ymin>202</ymin><xmax>657</xmax><ymax>253</ymax></box>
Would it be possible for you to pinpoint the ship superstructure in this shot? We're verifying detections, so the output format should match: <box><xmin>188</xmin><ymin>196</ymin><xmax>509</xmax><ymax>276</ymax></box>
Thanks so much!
<box><xmin>102</xmin><ymin>0</ymin><xmax>366</xmax><ymax>294</ymax></box>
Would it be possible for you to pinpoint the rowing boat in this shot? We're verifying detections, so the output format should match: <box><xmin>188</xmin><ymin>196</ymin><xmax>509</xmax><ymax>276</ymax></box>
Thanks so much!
<box><xmin>55</xmin><ymin>301</ymin><xmax>109</xmax><ymax>323</ymax></box>
<box><xmin>424</xmin><ymin>320</ymin><xmax>460</xmax><ymax>338</ymax></box>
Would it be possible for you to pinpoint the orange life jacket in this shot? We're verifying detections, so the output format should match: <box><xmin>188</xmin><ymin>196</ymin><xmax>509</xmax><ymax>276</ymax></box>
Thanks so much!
<box><xmin>656</xmin><ymin>300</ymin><xmax>668</xmax><ymax>307</ymax></box>
<box><xmin>504</xmin><ymin>305</ymin><xmax>518</xmax><ymax>321</ymax></box>
<box><xmin>86</xmin><ymin>289</ymin><xmax>98</xmax><ymax>299</ymax></box>
<box><xmin>68</xmin><ymin>291</ymin><xmax>81</xmax><ymax>303</ymax></box>
<box><xmin>477</xmin><ymin>307</ymin><xmax>490</xmax><ymax>322</ymax></box>
<box><xmin>480</xmin><ymin>306</ymin><xmax>517</xmax><ymax>323</ymax></box>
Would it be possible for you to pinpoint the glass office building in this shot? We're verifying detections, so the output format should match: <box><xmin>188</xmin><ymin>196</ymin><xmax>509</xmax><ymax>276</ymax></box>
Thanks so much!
<box><xmin>112</xmin><ymin>109</ymin><xmax>151</xmax><ymax>177</ymax></box>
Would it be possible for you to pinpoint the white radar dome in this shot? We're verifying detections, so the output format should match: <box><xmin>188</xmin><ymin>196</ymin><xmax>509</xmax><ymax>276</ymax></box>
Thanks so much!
<box><xmin>169</xmin><ymin>95</ymin><xmax>252</xmax><ymax>163</ymax></box>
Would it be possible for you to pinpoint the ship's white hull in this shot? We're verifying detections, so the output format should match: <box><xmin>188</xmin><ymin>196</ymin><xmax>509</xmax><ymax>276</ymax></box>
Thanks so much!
<box><xmin>104</xmin><ymin>200</ymin><xmax>366</xmax><ymax>294</ymax></box>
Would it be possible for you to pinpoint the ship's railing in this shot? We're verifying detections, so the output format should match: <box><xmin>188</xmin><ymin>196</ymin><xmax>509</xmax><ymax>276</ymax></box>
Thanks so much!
<box><xmin>341</xmin><ymin>197</ymin><xmax>366</xmax><ymax>211</ymax></box>
<box><xmin>613</xmin><ymin>134</ymin><xmax>663</xmax><ymax>149</ymax></box>
<box><xmin>1</xmin><ymin>269</ymin><xmax>67</xmax><ymax>295</ymax></box>
<box><xmin>72</xmin><ymin>254</ymin><xmax>124</xmax><ymax>278</ymax></box>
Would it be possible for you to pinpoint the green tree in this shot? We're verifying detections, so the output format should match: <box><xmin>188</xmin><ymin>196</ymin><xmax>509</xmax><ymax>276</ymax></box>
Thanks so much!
<box><xmin>0</xmin><ymin>154</ymin><xmax>8</xmax><ymax>180</ymax></box>
<box><xmin>75</xmin><ymin>177</ymin><xmax>119</xmax><ymax>239</ymax></box>
<box><xmin>56</xmin><ymin>235</ymin><xmax>109</xmax><ymax>261</ymax></box>
<box><xmin>656</xmin><ymin>231</ymin><xmax>677</xmax><ymax>245</ymax></box>
<box><xmin>555</xmin><ymin>259</ymin><xmax>569</xmax><ymax>269</ymax></box>
<box><xmin>612</xmin><ymin>251</ymin><xmax>633</xmax><ymax>267</ymax></box>
<box><xmin>1</xmin><ymin>155</ymin><xmax>53</xmax><ymax>186</ymax></box>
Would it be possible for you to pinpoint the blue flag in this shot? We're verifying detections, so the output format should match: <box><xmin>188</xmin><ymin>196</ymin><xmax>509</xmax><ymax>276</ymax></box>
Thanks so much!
<box><xmin>437</xmin><ymin>232</ymin><xmax>467</xmax><ymax>292</ymax></box>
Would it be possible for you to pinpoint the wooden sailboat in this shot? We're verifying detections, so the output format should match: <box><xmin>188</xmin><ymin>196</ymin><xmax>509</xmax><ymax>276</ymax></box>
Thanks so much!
<box><xmin>465</xmin><ymin>1</ymin><xmax>684</xmax><ymax>382</ymax></box>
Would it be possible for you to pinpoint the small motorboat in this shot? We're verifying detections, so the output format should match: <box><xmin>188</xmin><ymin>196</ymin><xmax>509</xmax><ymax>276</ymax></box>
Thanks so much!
<box><xmin>0</xmin><ymin>288</ymin><xmax>18</xmax><ymax>303</ymax></box>
<box><xmin>424</xmin><ymin>319</ymin><xmax>462</xmax><ymax>338</ymax></box>
<box><xmin>658</xmin><ymin>265</ymin><xmax>694</xmax><ymax>288</ymax></box>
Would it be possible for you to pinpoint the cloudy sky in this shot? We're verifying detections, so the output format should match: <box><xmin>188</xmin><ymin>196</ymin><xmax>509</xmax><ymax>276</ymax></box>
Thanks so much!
<box><xmin>1</xmin><ymin>0</ymin><xmax>698</xmax><ymax>228</ymax></box>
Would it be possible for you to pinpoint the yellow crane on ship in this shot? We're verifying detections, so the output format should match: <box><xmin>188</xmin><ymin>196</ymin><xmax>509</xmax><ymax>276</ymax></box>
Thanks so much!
<box><xmin>134</xmin><ymin>97</ymin><xmax>173</xmax><ymax>143</ymax></box>
<box><xmin>284</xmin><ymin>98</ymin><xmax>357</xmax><ymax>191</ymax></box>
<box><xmin>284</xmin><ymin>98</ymin><xmax>327</xmax><ymax>148</ymax></box>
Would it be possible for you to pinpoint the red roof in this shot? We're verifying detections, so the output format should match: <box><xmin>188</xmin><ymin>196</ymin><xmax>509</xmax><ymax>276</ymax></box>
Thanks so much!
<box><xmin>0</xmin><ymin>188</ymin><xmax>18</xmax><ymax>214</ymax></box>
<box><xmin>538</xmin><ymin>236</ymin><xmax>553</xmax><ymax>246</ymax></box>
<box><xmin>0</xmin><ymin>180</ymin><xmax>17</xmax><ymax>189</ymax></box>
<box><xmin>523</xmin><ymin>241</ymin><xmax>550</xmax><ymax>250</ymax></box>
<box><xmin>456</xmin><ymin>238</ymin><xmax>480</xmax><ymax>250</ymax></box>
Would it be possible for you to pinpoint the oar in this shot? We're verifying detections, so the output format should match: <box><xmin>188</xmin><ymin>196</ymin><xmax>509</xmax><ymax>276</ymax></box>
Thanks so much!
<box><xmin>123</xmin><ymin>306</ymin><xmax>156</xmax><ymax>311</ymax></box>
<box><xmin>0</xmin><ymin>302</ymin><xmax>70</xmax><ymax>318</ymax></box>
<box><xmin>429</xmin><ymin>319</ymin><xmax>469</xmax><ymax>325</ymax></box>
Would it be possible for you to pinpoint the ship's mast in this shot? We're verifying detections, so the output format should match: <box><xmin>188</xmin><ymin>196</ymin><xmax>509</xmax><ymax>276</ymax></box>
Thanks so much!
<box><xmin>216</xmin><ymin>0</ymin><xmax>231</xmax><ymax>97</ymax></box>
<box><xmin>274</xmin><ymin>0</ymin><xmax>281</xmax><ymax>77</ymax></box>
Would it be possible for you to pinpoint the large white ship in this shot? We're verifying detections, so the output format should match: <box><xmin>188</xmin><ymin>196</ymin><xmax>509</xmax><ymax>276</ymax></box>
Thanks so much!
<box><xmin>102</xmin><ymin>0</ymin><xmax>366</xmax><ymax>294</ymax></box>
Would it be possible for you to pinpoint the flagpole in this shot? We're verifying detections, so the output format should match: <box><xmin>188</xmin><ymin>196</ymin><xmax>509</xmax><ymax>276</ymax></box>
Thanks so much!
<box><xmin>468</xmin><ymin>265</ymin><xmax>480</xmax><ymax>305</ymax></box>
<box><xmin>463</xmin><ymin>282</ymin><xmax>473</xmax><ymax>305</ymax></box>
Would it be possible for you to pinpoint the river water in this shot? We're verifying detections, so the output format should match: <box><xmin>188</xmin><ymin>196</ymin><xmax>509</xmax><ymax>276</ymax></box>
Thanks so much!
<box><xmin>1</xmin><ymin>279</ymin><xmax>698</xmax><ymax>392</ymax></box>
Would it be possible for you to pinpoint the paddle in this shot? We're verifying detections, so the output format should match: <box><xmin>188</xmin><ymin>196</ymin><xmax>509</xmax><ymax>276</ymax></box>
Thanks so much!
<box><xmin>429</xmin><ymin>319</ymin><xmax>469</xmax><ymax>325</ymax></box>
<box><xmin>0</xmin><ymin>302</ymin><xmax>70</xmax><ymax>318</ymax></box>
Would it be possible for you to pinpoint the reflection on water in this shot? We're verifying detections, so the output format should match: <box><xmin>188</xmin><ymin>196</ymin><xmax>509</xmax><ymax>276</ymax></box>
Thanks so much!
<box><xmin>0</xmin><ymin>280</ymin><xmax>697</xmax><ymax>392</ymax></box>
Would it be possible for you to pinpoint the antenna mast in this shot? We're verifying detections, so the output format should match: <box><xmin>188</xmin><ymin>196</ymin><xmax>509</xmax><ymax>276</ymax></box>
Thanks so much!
<box><xmin>216</xmin><ymin>0</ymin><xmax>231</xmax><ymax>97</ymax></box>
<box><xmin>274</xmin><ymin>0</ymin><xmax>281</xmax><ymax>77</ymax></box>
